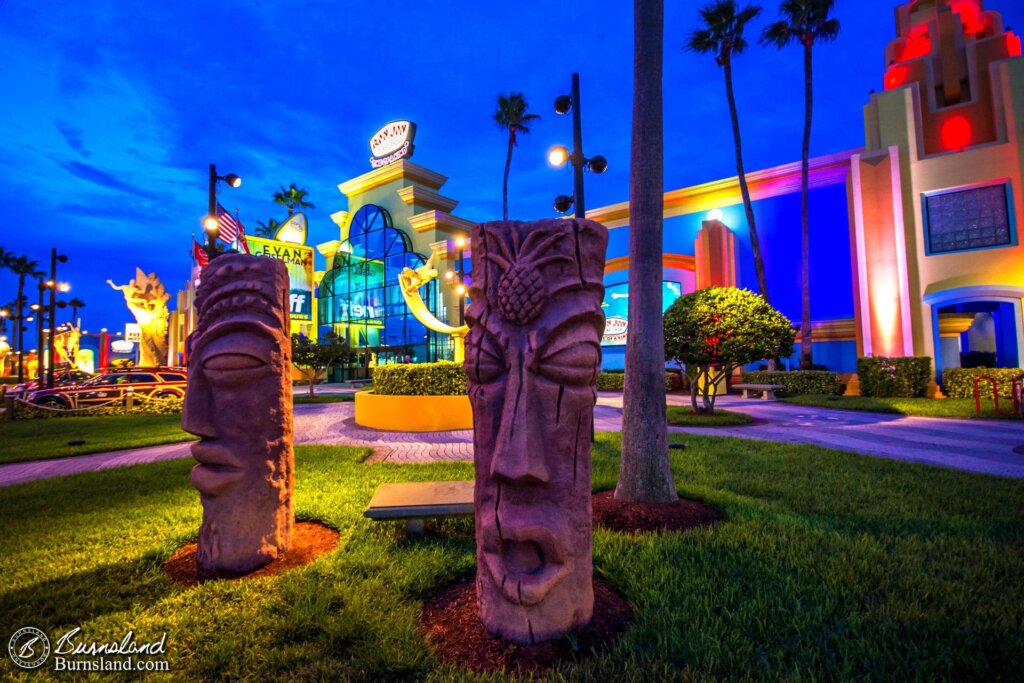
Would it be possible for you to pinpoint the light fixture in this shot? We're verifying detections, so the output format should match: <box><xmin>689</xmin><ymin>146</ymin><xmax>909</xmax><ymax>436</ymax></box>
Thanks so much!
<box><xmin>554</xmin><ymin>194</ymin><xmax>574</xmax><ymax>214</ymax></box>
<box><xmin>706</xmin><ymin>208</ymin><xmax>724</xmax><ymax>222</ymax></box>
<box><xmin>445</xmin><ymin>270</ymin><xmax>455</xmax><ymax>280</ymax></box>
<box><xmin>223</xmin><ymin>173</ymin><xmax>242</xmax><ymax>188</ymax></box>
<box><xmin>548</xmin><ymin>145</ymin><xmax>570</xmax><ymax>167</ymax></box>
<box><xmin>550</xmin><ymin>73</ymin><xmax>606</xmax><ymax>219</ymax></box>
<box><xmin>587</xmin><ymin>155</ymin><xmax>608</xmax><ymax>174</ymax></box>
<box><xmin>455</xmin><ymin>236</ymin><xmax>466</xmax><ymax>248</ymax></box>
<box><xmin>203</xmin><ymin>215</ymin><xmax>219</xmax><ymax>232</ymax></box>
<box><xmin>58</xmin><ymin>282</ymin><xmax>71</xmax><ymax>293</ymax></box>
<box><xmin>455</xmin><ymin>284</ymin><xmax>467</xmax><ymax>296</ymax></box>
<box><xmin>554</xmin><ymin>94</ymin><xmax>572</xmax><ymax>115</ymax></box>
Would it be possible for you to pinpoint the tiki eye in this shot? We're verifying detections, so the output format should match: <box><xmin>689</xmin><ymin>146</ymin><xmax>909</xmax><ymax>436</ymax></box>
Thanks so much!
<box><xmin>465</xmin><ymin>335</ymin><xmax>506</xmax><ymax>384</ymax></box>
<box><xmin>537</xmin><ymin>343</ymin><xmax>599</xmax><ymax>386</ymax></box>
<box><xmin>203</xmin><ymin>353</ymin><xmax>266</xmax><ymax>372</ymax></box>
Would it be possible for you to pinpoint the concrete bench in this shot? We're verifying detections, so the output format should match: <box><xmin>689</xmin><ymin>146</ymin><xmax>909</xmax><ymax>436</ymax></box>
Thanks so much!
<box><xmin>364</xmin><ymin>480</ymin><xmax>474</xmax><ymax>535</ymax></box>
<box><xmin>733</xmin><ymin>383</ymin><xmax>786</xmax><ymax>400</ymax></box>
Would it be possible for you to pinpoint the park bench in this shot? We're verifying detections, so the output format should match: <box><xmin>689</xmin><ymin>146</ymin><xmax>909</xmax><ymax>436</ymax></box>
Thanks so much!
<box><xmin>733</xmin><ymin>383</ymin><xmax>786</xmax><ymax>401</ymax></box>
<box><xmin>364</xmin><ymin>480</ymin><xmax>474</xmax><ymax>535</ymax></box>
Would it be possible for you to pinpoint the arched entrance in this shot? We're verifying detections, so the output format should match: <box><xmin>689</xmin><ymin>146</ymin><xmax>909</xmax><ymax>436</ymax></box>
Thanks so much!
<box><xmin>925</xmin><ymin>286</ymin><xmax>1024</xmax><ymax>381</ymax></box>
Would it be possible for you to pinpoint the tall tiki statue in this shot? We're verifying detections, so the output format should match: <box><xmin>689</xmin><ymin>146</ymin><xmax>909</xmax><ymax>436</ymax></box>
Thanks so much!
<box><xmin>464</xmin><ymin>218</ymin><xmax>607</xmax><ymax>644</ymax></box>
<box><xmin>107</xmin><ymin>268</ymin><xmax>170</xmax><ymax>366</ymax></box>
<box><xmin>182</xmin><ymin>254</ymin><xmax>295</xmax><ymax>577</ymax></box>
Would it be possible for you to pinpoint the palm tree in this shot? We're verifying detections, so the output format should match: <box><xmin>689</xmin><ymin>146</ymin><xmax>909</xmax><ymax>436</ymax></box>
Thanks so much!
<box><xmin>8</xmin><ymin>255</ymin><xmax>44</xmax><ymax>382</ymax></box>
<box><xmin>254</xmin><ymin>218</ymin><xmax>281</xmax><ymax>238</ymax></box>
<box><xmin>616</xmin><ymin>0</ymin><xmax>678</xmax><ymax>504</ymax></box>
<box><xmin>761</xmin><ymin>0</ymin><xmax>840</xmax><ymax>369</ymax></box>
<box><xmin>493</xmin><ymin>92</ymin><xmax>540</xmax><ymax>220</ymax></box>
<box><xmin>273</xmin><ymin>184</ymin><xmax>315</xmax><ymax>215</ymax></box>
<box><xmin>686</xmin><ymin>0</ymin><xmax>770</xmax><ymax>303</ymax></box>
<box><xmin>67</xmin><ymin>297</ymin><xmax>86</xmax><ymax>325</ymax></box>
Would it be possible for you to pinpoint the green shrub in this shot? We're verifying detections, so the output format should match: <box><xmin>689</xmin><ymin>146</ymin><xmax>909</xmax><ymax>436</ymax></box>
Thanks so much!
<box><xmin>1</xmin><ymin>376</ymin><xmax>20</xmax><ymax>386</ymax></box>
<box><xmin>741</xmin><ymin>370</ymin><xmax>842</xmax><ymax>396</ymax></box>
<box><xmin>596</xmin><ymin>371</ymin><xmax>685</xmax><ymax>392</ymax></box>
<box><xmin>12</xmin><ymin>394</ymin><xmax>184</xmax><ymax>420</ymax></box>
<box><xmin>857</xmin><ymin>356</ymin><xmax>932</xmax><ymax>398</ymax></box>
<box><xmin>372</xmin><ymin>361</ymin><xmax>467</xmax><ymax>396</ymax></box>
<box><xmin>942</xmin><ymin>367</ymin><xmax>1024</xmax><ymax>399</ymax></box>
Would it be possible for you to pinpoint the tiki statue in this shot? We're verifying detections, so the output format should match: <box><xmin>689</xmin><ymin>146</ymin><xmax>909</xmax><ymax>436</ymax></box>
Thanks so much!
<box><xmin>464</xmin><ymin>218</ymin><xmax>607</xmax><ymax>644</ymax></box>
<box><xmin>182</xmin><ymin>254</ymin><xmax>294</xmax><ymax>577</ymax></box>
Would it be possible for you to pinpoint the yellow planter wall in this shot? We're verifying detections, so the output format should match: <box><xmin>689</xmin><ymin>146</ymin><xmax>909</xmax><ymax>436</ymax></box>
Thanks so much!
<box><xmin>354</xmin><ymin>391</ymin><xmax>473</xmax><ymax>432</ymax></box>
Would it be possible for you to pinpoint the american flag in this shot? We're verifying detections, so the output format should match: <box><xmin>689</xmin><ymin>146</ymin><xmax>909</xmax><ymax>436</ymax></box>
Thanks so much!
<box><xmin>216</xmin><ymin>203</ymin><xmax>240</xmax><ymax>243</ymax></box>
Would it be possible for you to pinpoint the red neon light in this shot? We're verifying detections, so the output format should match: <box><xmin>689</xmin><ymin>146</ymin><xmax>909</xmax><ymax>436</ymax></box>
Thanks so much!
<box><xmin>940</xmin><ymin>115</ymin><xmax>973</xmax><ymax>150</ymax></box>
<box><xmin>884</xmin><ymin>64</ymin><xmax>910</xmax><ymax>90</ymax></box>
<box><xmin>949</xmin><ymin>0</ymin><xmax>985</xmax><ymax>36</ymax></box>
<box><xmin>898</xmin><ymin>32</ymin><xmax>932</xmax><ymax>61</ymax></box>
<box><xmin>1008</xmin><ymin>32</ymin><xmax>1023</xmax><ymax>57</ymax></box>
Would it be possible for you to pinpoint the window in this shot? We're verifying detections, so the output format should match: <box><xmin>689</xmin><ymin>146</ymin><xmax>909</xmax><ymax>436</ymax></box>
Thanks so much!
<box><xmin>158</xmin><ymin>372</ymin><xmax>186</xmax><ymax>382</ymax></box>
<box><xmin>129</xmin><ymin>374</ymin><xmax>158</xmax><ymax>383</ymax></box>
<box><xmin>924</xmin><ymin>183</ymin><xmax>1013</xmax><ymax>254</ymax></box>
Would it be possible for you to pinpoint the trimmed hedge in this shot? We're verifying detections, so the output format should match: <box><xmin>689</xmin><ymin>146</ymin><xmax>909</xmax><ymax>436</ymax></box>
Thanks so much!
<box><xmin>857</xmin><ymin>356</ymin><xmax>932</xmax><ymax>398</ymax></box>
<box><xmin>597</xmin><ymin>371</ymin><xmax>685</xmax><ymax>392</ymax></box>
<box><xmin>12</xmin><ymin>394</ymin><xmax>184</xmax><ymax>419</ymax></box>
<box><xmin>372</xmin><ymin>361</ymin><xmax>467</xmax><ymax>396</ymax></box>
<box><xmin>740</xmin><ymin>370</ymin><xmax>842</xmax><ymax>396</ymax></box>
<box><xmin>942</xmin><ymin>367</ymin><xmax>1024</xmax><ymax>399</ymax></box>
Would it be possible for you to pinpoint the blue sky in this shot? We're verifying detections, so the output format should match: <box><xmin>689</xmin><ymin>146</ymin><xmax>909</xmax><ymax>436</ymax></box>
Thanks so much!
<box><xmin>2</xmin><ymin>0</ymin><xmax>1022</xmax><ymax>334</ymax></box>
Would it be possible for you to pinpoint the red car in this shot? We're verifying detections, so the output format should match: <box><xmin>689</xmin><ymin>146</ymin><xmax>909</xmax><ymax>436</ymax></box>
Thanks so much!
<box><xmin>27</xmin><ymin>368</ymin><xmax>187</xmax><ymax>409</ymax></box>
<box><xmin>7</xmin><ymin>370</ymin><xmax>95</xmax><ymax>401</ymax></box>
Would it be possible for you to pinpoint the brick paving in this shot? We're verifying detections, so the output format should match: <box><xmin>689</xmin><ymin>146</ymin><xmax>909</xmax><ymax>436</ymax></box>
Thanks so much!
<box><xmin>2</xmin><ymin>393</ymin><xmax>1023</xmax><ymax>487</ymax></box>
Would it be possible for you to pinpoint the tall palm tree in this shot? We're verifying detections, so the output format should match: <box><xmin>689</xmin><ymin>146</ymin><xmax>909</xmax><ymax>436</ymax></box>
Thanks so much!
<box><xmin>686</xmin><ymin>0</ymin><xmax>770</xmax><ymax>303</ymax></box>
<box><xmin>493</xmin><ymin>92</ymin><xmax>540</xmax><ymax>221</ymax></box>
<box><xmin>273</xmin><ymin>184</ymin><xmax>315</xmax><ymax>215</ymax></box>
<box><xmin>616</xmin><ymin>0</ymin><xmax>677</xmax><ymax>504</ymax></box>
<box><xmin>761</xmin><ymin>0</ymin><xmax>840</xmax><ymax>368</ymax></box>
<box><xmin>67</xmin><ymin>297</ymin><xmax>86</xmax><ymax>325</ymax></box>
<box><xmin>254</xmin><ymin>218</ymin><xmax>281</xmax><ymax>238</ymax></box>
<box><xmin>8</xmin><ymin>255</ymin><xmax>44</xmax><ymax>382</ymax></box>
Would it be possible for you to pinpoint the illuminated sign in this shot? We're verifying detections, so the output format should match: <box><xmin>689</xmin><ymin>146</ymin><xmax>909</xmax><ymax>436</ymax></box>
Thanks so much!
<box><xmin>111</xmin><ymin>340</ymin><xmax>135</xmax><ymax>353</ymax></box>
<box><xmin>369</xmin><ymin>120</ymin><xmax>416</xmax><ymax>168</ymax></box>
<box><xmin>124</xmin><ymin>323</ymin><xmax>141</xmax><ymax>342</ymax></box>
<box><xmin>601</xmin><ymin>281</ymin><xmax>682</xmax><ymax>346</ymax></box>
<box><xmin>273</xmin><ymin>213</ymin><xmax>308</xmax><ymax>245</ymax></box>
<box><xmin>246</xmin><ymin>236</ymin><xmax>316</xmax><ymax>321</ymax></box>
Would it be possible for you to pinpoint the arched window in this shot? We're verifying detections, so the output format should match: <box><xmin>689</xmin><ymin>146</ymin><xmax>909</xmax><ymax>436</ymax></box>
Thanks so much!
<box><xmin>318</xmin><ymin>205</ymin><xmax>444</xmax><ymax>368</ymax></box>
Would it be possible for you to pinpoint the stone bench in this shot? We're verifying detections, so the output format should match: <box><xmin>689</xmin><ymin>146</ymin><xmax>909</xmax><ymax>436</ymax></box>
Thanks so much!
<box><xmin>364</xmin><ymin>480</ymin><xmax>474</xmax><ymax>535</ymax></box>
<box><xmin>733</xmin><ymin>383</ymin><xmax>786</xmax><ymax>400</ymax></box>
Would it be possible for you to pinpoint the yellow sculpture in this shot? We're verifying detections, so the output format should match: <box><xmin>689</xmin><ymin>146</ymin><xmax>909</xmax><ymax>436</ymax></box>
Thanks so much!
<box><xmin>53</xmin><ymin>324</ymin><xmax>88</xmax><ymax>373</ymax></box>
<box><xmin>0</xmin><ymin>338</ymin><xmax>9</xmax><ymax>375</ymax></box>
<box><xmin>107</xmin><ymin>268</ymin><xmax>171</xmax><ymax>367</ymax></box>
<box><xmin>398</xmin><ymin>252</ymin><xmax>469</xmax><ymax>363</ymax></box>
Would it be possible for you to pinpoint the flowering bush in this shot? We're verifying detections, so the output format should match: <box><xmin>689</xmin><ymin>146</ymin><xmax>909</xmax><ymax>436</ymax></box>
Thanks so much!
<box><xmin>856</xmin><ymin>357</ymin><xmax>932</xmax><ymax>398</ymax></box>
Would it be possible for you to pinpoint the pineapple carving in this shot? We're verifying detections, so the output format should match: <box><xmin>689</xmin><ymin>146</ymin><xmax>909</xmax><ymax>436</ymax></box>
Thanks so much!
<box><xmin>497</xmin><ymin>265</ymin><xmax>545</xmax><ymax>325</ymax></box>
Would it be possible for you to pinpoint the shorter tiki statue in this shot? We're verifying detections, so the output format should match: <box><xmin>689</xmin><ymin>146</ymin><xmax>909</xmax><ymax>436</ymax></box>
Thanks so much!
<box><xmin>464</xmin><ymin>218</ymin><xmax>607</xmax><ymax>644</ymax></box>
<box><xmin>182</xmin><ymin>254</ymin><xmax>294</xmax><ymax>577</ymax></box>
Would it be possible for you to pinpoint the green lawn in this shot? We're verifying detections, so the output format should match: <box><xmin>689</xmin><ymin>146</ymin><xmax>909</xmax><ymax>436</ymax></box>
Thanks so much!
<box><xmin>667</xmin><ymin>406</ymin><xmax>752</xmax><ymax>426</ymax></box>
<box><xmin>781</xmin><ymin>394</ymin><xmax>1018</xmax><ymax>419</ymax></box>
<box><xmin>1</xmin><ymin>436</ymin><xmax>1021</xmax><ymax>680</ymax></box>
<box><xmin>0</xmin><ymin>413</ymin><xmax>192</xmax><ymax>465</ymax></box>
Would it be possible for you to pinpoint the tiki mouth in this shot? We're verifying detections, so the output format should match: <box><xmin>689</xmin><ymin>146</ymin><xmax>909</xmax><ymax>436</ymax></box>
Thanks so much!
<box><xmin>482</xmin><ymin>524</ymin><xmax>568</xmax><ymax>606</ymax></box>
<box><xmin>190</xmin><ymin>441</ymin><xmax>244</xmax><ymax>496</ymax></box>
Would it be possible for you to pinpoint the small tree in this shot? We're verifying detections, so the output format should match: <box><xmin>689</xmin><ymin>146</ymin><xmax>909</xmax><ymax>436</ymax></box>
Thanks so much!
<box><xmin>664</xmin><ymin>287</ymin><xmax>794</xmax><ymax>414</ymax></box>
<box><xmin>291</xmin><ymin>332</ymin><xmax>351</xmax><ymax>397</ymax></box>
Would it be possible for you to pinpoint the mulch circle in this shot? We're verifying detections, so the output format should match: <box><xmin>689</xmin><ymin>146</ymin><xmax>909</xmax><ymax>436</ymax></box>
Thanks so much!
<box><xmin>592</xmin><ymin>490</ymin><xmax>723</xmax><ymax>534</ymax></box>
<box><xmin>162</xmin><ymin>521</ymin><xmax>340</xmax><ymax>587</ymax></box>
<box><xmin>421</xmin><ymin>576</ymin><xmax>633</xmax><ymax>675</ymax></box>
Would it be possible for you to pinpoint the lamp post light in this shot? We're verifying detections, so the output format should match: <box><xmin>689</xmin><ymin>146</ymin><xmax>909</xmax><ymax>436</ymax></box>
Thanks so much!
<box><xmin>444</xmin><ymin>235</ymin><xmax>469</xmax><ymax>327</ymax></box>
<box><xmin>46</xmin><ymin>248</ymin><xmax>69</xmax><ymax>388</ymax></box>
<box><xmin>204</xmin><ymin>164</ymin><xmax>242</xmax><ymax>262</ymax></box>
<box><xmin>549</xmin><ymin>72</ymin><xmax>608</xmax><ymax>218</ymax></box>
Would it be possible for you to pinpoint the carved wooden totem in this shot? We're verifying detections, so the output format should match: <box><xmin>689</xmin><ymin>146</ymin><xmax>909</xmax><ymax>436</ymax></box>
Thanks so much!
<box><xmin>182</xmin><ymin>254</ymin><xmax>294</xmax><ymax>577</ymax></box>
<box><xmin>464</xmin><ymin>218</ymin><xmax>607</xmax><ymax>644</ymax></box>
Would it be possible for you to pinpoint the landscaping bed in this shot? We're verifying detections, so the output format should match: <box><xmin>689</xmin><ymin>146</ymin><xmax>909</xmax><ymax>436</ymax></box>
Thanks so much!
<box><xmin>781</xmin><ymin>394</ymin><xmax>1018</xmax><ymax>419</ymax></box>
<box><xmin>667</xmin><ymin>406</ymin><xmax>753</xmax><ymax>426</ymax></box>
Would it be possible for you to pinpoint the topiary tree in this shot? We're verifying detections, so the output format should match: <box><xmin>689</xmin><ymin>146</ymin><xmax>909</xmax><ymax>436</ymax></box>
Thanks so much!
<box><xmin>664</xmin><ymin>286</ymin><xmax>795</xmax><ymax>414</ymax></box>
<box><xmin>291</xmin><ymin>332</ymin><xmax>351</xmax><ymax>397</ymax></box>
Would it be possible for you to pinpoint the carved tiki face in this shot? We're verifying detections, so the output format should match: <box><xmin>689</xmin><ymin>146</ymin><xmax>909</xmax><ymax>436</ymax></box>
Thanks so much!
<box><xmin>464</xmin><ymin>219</ymin><xmax>607</xmax><ymax>644</ymax></box>
<box><xmin>181</xmin><ymin>254</ymin><xmax>294</xmax><ymax>577</ymax></box>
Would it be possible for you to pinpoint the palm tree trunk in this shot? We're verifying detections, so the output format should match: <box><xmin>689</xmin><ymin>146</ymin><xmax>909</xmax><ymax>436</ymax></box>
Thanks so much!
<box><xmin>724</xmin><ymin>55</ymin><xmax>769</xmax><ymax>303</ymax></box>
<box><xmin>616</xmin><ymin>0</ymin><xmax>677</xmax><ymax>503</ymax></box>
<box><xmin>502</xmin><ymin>134</ymin><xmax>514</xmax><ymax>221</ymax></box>
<box><xmin>800</xmin><ymin>42</ymin><xmax>813</xmax><ymax>369</ymax></box>
<box><xmin>15</xmin><ymin>276</ymin><xmax>25</xmax><ymax>383</ymax></box>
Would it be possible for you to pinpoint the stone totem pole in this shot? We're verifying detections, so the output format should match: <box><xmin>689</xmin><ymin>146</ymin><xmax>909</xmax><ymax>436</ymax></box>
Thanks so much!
<box><xmin>464</xmin><ymin>218</ymin><xmax>607</xmax><ymax>644</ymax></box>
<box><xmin>181</xmin><ymin>254</ymin><xmax>295</xmax><ymax>577</ymax></box>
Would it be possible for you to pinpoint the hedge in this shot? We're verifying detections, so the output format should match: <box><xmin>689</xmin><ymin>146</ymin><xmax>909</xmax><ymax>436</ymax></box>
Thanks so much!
<box><xmin>942</xmin><ymin>367</ymin><xmax>1024</xmax><ymax>399</ymax></box>
<box><xmin>372</xmin><ymin>361</ymin><xmax>467</xmax><ymax>396</ymax></box>
<box><xmin>12</xmin><ymin>394</ymin><xmax>184</xmax><ymax>419</ymax></box>
<box><xmin>740</xmin><ymin>370</ymin><xmax>842</xmax><ymax>396</ymax></box>
<box><xmin>857</xmin><ymin>356</ymin><xmax>932</xmax><ymax>398</ymax></box>
<box><xmin>596</xmin><ymin>371</ymin><xmax>685</xmax><ymax>392</ymax></box>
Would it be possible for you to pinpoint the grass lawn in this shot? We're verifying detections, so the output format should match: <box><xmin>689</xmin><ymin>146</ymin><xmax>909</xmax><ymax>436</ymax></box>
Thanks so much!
<box><xmin>293</xmin><ymin>394</ymin><xmax>354</xmax><ymax>404</ymax></box>
<box><xmin>1</xmin><ymin>436</ymin><xmax>1021</xmax><ymax>680</ymax></box>
<box><xmin>781</xmin><ymin>394</ymin><xmax>1018</xmax><ymax>419</ymax></box>
<box><xmin>667</xmin><ymin>405</ymin><xmax>752</xmax><ymax>426</ymax></box>
<box><xmin>0</xmin><ymin>413</ymin><xmax>192</xmax><ymax>465</ymax></box>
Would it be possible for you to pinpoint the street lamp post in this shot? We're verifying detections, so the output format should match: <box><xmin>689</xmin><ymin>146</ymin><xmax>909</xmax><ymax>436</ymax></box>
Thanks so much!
<box><xmin>33</xmin><ymin>282</ymin><xmax>45</xmax><ymax>386</ymax></box>
<box><xmin>46</xmin><ymin>249</ymin><xmax>68</xmax><ymax>388</ymax></box>
<box><xmin>549</xmin><ymin>72</ymin><xmax>608</xmax><ymax>218</ymax></box>
<box><xmin>444</xmin><ymin>236</ymin><xmax>469</xmax><ymax>327</ymax></box>
<box><xmin>204</xmin><ymin>164</ymin><xmax>242</xmax><ymax>262</ymax></box>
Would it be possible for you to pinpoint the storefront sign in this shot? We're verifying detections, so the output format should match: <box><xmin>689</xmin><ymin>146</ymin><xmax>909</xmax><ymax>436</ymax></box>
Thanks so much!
<box><xmin>601</xmin><ymin>281</ymin><xmax>682</xmax><ymax>346</ymax></box>
<box><xmin>369</xmin><ymin>120</ymin><xmax>416</xmax><ymax>168</ymax></box>
<box><xmin>246</xmin><ymin>236</ymin><xmax>316</xmax><ymax>321</ymax></box>
<box><xmin>124</xmin><ymin>323</ymin><xmax>141</xmax><ymax>342</ymax></box>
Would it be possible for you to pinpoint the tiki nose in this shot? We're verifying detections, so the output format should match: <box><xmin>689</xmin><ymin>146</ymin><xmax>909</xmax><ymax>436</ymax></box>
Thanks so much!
<box><xmin>489</xmin><ymin>369</ymin><xmax>549</xmax><ymax>485</ymax></box>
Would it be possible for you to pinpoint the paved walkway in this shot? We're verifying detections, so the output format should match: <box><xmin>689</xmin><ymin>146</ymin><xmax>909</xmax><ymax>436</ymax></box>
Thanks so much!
<box><xmin>2</xmin><ymin>393</ymin><xmax>1023</xmax><ymax>487</ymax></box>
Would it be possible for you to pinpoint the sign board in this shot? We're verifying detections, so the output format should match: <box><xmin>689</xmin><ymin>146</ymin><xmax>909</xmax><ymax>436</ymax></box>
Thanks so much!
<box><xmin>111</xmin><ymin>340</ymin><xmax>135</xmax><ymax>353</ymax></box>
<box><xmin>369</xmin><ymin>120</ymin><xmax>416</xmax><ymax>168</ymax></box>
<box><xmin>246</xmin><ymin>236</ymin><xmax>316</xmax><ymax>321</ymax></box>
<box><xmin>601</xmin><ymin>281</ymin><xmax>682</xmax><ymax>346</ymax></box>
<box><xmin>124</xmin><ymin>323</ymin><xmax>141</xmax><ymax>342</ymax></box>
<box><xmin>273</xmin><ymin>212</ymin><xmax>308</xmax><ymax>245</ymax></box>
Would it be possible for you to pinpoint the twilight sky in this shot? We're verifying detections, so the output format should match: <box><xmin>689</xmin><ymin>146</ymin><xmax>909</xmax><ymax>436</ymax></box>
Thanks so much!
<box><xmin>2</xmin><ymin>0</ymin><xmax>1022</xmax><ymax>334</ymax></box>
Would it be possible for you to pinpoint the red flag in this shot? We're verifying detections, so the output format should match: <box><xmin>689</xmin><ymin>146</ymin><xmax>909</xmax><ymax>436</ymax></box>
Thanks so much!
<box><xmin>193</xmin><ymin>240</ymin><xmax>209</xmax><ymax>266</ymax></box>
<box><xmin>238</xmin><ymin>220</ymin><xmax>251</xmax><ymax>254</ymax></box>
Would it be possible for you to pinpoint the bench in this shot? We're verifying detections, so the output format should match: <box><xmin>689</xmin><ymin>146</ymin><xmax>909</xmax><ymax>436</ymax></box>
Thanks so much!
<box><xmin>733</xmin><ymin>383</ymin><xmax>786</xmax><ymax>400</ymax></box>
<box><xmin>364</xmin><ymin>480</ymin><xmax>474</xmax><ymax>535</ymax></box>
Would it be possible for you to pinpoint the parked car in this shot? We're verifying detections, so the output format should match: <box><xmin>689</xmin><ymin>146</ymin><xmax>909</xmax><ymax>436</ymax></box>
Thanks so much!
<box><xmin>7</xmin><ymin>369</ymin><xmax>95</xmax><ymax>401</ymax></box>
<box><xmin>27</xmin><ymin>368</ymin><xmax>187</xmax><ymax>409</ymax></box>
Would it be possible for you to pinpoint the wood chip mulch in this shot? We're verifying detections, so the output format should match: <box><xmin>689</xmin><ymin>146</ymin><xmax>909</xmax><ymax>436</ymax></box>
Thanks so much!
<box><xmin>591</xmin><ymin>490</ymin><xmax>723</xmax><ymax>534</ymax></box>
<box><xmin>421</xmin><ymin>576</ymin><xmax>633</xmax><ymax>675</ymax></box>
<box><xmin>162</xmin><ymin>521</ymin><xmax>340</xmax><ymax>587</ymax></box>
